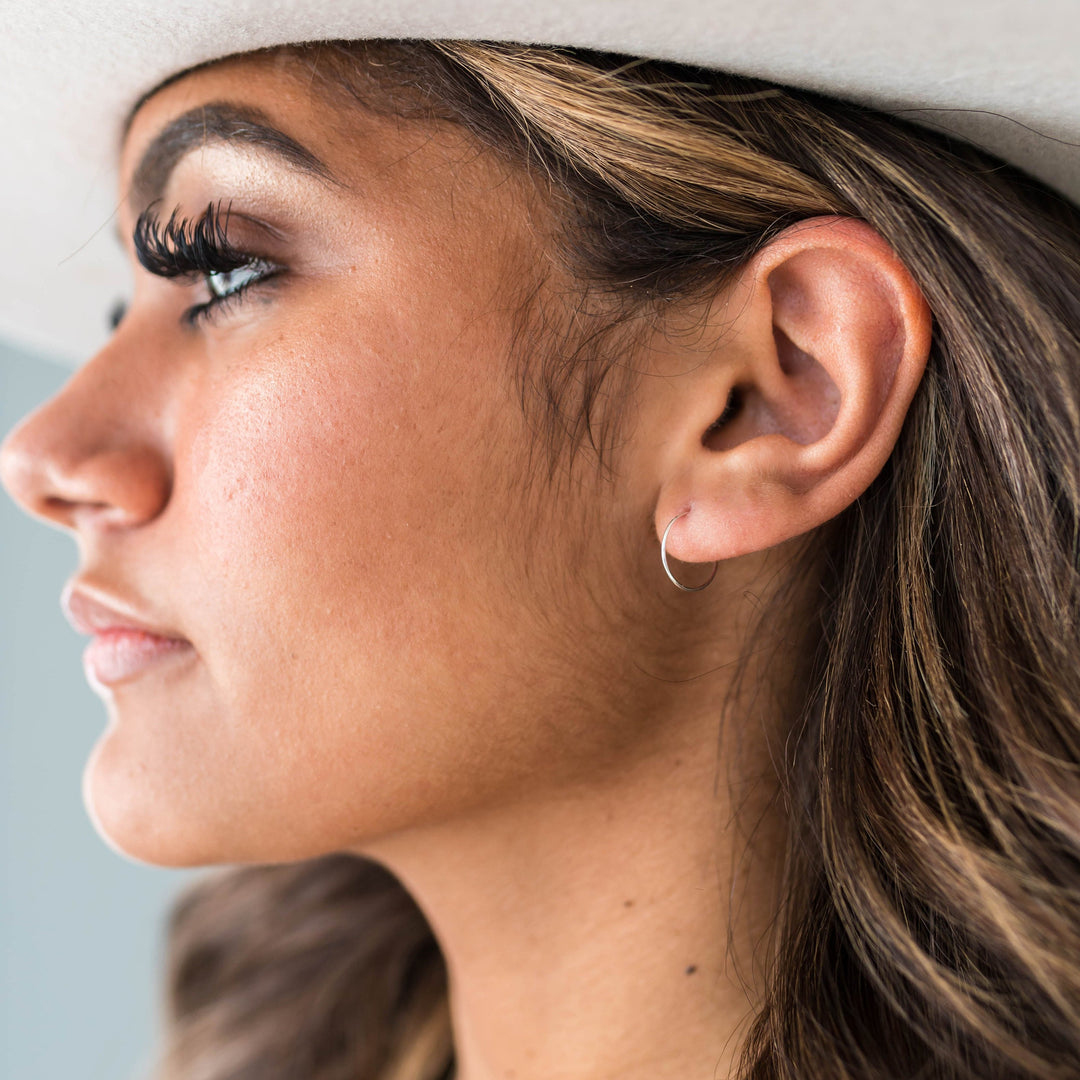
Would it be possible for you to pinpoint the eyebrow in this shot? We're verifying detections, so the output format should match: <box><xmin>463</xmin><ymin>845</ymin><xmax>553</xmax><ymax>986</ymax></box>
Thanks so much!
<box><xmin>129</xmin><ymin>102</ymin><xmax>335</xmax><ymax>209</ymax></box>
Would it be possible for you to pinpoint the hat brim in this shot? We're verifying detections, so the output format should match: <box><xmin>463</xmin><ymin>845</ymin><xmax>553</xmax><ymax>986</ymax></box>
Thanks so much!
<box><xmin>3</xmin><ymin>0</ymin><xmax>1078</xmax><ymax>365</ymax></box>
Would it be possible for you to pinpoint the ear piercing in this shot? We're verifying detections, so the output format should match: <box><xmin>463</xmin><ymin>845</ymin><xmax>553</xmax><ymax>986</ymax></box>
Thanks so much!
<box><xmin>661</xmin><ymin>511</ymin><xmax>718</xmax><ymax>592</ymax></box>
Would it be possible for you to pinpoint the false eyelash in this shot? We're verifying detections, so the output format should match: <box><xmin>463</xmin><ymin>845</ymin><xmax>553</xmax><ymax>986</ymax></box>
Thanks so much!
<box><xmin>133</xmin><ymin>200</ymin><xmax>253</xmax><ymax>279</ymax></box>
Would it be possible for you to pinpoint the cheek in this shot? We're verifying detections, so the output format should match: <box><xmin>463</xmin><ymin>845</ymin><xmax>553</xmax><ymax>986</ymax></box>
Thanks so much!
<box><xmin>183</xmin><ymin>330</ymin><xmax>476</xmax><ymax>710</ymax></box>
<box><xmin>185</xmin><ymin>325</ymin><xmax>438</xmax><ymax>601</ymax></box>
<box><xmin>85</xmin><ymin>319</ymin><xmax>558</xmax><ymax>865</ymax></box>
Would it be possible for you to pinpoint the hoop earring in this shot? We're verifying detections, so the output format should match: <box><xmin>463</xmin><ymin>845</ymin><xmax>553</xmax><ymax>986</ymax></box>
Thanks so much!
<box><xmin>661</xmin><ymin>511</ymin><xmax>718</xmax><ymax>592</ymax></box>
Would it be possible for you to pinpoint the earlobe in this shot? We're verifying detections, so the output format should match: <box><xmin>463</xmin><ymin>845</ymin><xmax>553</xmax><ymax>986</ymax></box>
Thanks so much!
<box><xmin>654</xmin><ymin>215</ymin><xmax>932</xmax><ymax>566</ymax></box>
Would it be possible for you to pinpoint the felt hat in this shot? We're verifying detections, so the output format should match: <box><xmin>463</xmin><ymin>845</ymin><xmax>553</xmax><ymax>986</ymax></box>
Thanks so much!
<box><xmin>2</xmin><ymin>0</ymin><xmax>1077</xmax><ymax>365</ymax></box>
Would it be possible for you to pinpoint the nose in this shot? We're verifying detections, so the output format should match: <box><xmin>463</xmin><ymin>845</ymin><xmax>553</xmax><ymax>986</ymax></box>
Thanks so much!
<box><xmin>0</xmin><ymin>344</ymin><xmax>172</xmax><ymax>533</ymax></box>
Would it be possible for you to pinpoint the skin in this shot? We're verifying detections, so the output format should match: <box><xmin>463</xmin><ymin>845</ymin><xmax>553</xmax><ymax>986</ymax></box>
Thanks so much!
<box><xmin>0</xmin><ymin>53</ymin><xmax>932</xmax><ymax>1080</ymax></box>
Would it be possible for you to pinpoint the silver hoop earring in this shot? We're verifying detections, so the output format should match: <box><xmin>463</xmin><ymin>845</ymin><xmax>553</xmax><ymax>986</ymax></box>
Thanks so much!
<box><xmin>661</xmin><ymin>512</ymin><xmax>718</xmax><ymax>592</ymax></box>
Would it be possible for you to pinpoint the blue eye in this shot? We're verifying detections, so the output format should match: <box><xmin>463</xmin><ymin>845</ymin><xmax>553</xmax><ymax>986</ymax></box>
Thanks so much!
<box><xmin>205</xmin><ymin>261</ymin><xmax>274</xmax><ymax>300</ymax></box>
<box><xmin>185</xmin><ymin>258</ymin><xmax>280</xmax><ymax>327</ymax></box>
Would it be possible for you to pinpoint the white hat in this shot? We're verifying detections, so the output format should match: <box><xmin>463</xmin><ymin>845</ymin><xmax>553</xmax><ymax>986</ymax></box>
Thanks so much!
<box><xmin>2</xmin><ymin>0</ymin><xmax>1077</xmax><ymax>365</ymax></box>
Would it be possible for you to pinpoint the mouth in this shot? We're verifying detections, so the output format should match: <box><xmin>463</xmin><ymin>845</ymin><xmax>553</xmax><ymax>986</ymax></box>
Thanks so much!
<box><xmin>82</xmin><ymin>630</ymin><xmax>194</xmax><ymax>688</ymax></box>
<box><xmin>62</xmin><ymin>582</ymin><xmax>195</xmax><ymax>690</ymax></box>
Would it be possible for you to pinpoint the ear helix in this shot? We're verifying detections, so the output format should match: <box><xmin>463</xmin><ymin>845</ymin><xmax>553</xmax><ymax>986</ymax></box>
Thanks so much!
<box><xmin>660</xmin><ymin>511</ymin><xmax>718</xmax><ymax>592</ymax></box>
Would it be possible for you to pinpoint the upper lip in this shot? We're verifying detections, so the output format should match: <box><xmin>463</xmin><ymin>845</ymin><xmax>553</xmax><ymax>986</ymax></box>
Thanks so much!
<box><xmin>61</xmin><ymin>581</ymin><xmax>189</xmax><ymax>641</ymax></box>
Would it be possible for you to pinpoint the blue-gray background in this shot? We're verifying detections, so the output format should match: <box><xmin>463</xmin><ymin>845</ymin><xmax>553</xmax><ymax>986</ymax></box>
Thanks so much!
<box><xmin>1</xmin><ymin>340</ymin><xmax>194</xmax><ymax>1080</ymax></box>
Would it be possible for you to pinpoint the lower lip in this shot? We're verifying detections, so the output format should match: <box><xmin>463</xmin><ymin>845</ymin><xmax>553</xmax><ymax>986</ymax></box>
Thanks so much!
<box><xmin>83</xmin><ymin>630</ymin><xmax>194</xmax><ymax>688</ymax></box>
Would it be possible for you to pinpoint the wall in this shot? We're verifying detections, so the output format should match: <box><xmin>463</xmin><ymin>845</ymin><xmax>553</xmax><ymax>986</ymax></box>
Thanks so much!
<box><xmin>1</xmin><ymin>341</ymin><xmax>193</xmax><ymax>1080</ymax></box>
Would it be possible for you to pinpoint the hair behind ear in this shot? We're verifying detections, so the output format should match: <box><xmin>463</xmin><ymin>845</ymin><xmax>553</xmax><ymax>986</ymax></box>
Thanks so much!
<box><xmin>733</xmin><ymin>132</ymin><xmax>1080</xmax><ymax>1080</ymax></box>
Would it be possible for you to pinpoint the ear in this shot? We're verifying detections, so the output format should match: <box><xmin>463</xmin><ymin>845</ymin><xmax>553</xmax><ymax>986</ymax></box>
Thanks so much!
<box><xmin>649</xmin><ymin>215</ymin><xmax>932</xmax><ymax>567</ymax></box>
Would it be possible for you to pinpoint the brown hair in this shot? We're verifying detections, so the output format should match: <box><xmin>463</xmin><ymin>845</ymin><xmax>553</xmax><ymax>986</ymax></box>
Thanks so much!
<box><xmin>148</xmin><ymin>41</ymin><xmax>1080</xmax><ymax>1080</ymax></box>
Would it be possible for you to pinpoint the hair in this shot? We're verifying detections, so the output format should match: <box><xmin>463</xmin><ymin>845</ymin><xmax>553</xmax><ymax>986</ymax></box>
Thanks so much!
<box><xmin>145</xmin><ymin>41</ymin><xmax>1080</xmax><ymax>1080</ymax></box>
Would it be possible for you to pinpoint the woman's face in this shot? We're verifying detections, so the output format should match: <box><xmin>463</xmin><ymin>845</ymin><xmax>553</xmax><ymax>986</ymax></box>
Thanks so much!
<box><xmin>0</xmin><ymin>55</ymin><xmax>686</xmax><ymax>866</ymax></box>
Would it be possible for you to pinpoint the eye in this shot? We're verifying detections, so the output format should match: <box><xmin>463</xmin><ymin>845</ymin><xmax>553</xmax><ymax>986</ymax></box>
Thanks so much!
<box><xmin>133</xmin><ymin>202</ymin><xmax>285</xmax><ymax>328</ymax></box>
<box><xmin>205</xmin><ymin>260</ymin><xmax>275</xmax><ymax>300</ymax></box>
<box><xmin>185</xmin><ymin>258</ymin><xmax>282</xmax><ymax>327</ymax></box>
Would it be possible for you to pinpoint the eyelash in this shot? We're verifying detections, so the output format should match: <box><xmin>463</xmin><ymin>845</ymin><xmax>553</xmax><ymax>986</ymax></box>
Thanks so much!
<box><xmin>131</xmin><ymin>201</ymin><xmax>282</xmax><ymax>326</ymax></box>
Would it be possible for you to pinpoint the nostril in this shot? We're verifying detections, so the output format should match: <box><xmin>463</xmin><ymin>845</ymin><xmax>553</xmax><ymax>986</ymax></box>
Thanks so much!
<box><xmin>53</xmin><ymin>449</ymin><xmax>172</xmax><ymax>530</ymax></box>
<box><xmin>43</xmin><ymin>494</ymin><xmax>110</xmax><ymax>519</ymax></box>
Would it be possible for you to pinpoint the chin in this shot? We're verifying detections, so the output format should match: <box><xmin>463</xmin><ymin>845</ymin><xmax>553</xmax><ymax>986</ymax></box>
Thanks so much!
<box><xmin>79</xmin><ymin>735</ymin><xmax>381</xmax><ymax>870</ymax></box>
<box><xmin>81</xmin><ymin>737</ymin><xmax>223</xmax><ymax>868</ymax></box>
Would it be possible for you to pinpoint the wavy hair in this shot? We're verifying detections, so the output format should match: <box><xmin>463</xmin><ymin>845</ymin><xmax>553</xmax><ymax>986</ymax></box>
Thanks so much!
<box><xmin>148</xmin><ymin>41</ymin><xmax>1080</xmax><ymax>1080</ymax></box>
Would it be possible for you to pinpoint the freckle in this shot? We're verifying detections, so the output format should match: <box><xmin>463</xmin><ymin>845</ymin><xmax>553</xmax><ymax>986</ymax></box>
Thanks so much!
<box><xmin>685</xmin><ymin>965</ymin><xmax>697</xmax><ymax>975</ymax></box>
<box><xmin>623</xmin><ymin>899</ymin><xmax>634</xmax><ymax>908</ymax></box>
<box><xmin>674</xmin><ymin>758</ymin><xmax>683</xmax><ymax>767</ymax></box>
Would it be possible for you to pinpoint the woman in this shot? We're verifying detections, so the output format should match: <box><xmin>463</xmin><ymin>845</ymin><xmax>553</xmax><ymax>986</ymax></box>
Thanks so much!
<box><xmin>1</xmin><ymin>21</ymin><xmax>1079</xmax><ymax>1080</ymax></box>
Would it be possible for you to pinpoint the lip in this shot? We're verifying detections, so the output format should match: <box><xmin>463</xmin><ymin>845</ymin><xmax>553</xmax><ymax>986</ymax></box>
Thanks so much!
<box><xmin>62</xmin><ymin>582</ymin><xmax>195</xmax><ymax>689</ymax></box>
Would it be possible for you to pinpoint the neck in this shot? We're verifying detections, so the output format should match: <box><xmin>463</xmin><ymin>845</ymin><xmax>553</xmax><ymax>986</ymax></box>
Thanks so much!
<box><xmin>360</xmin><ymin>694</ymin><xmax>786</xmax><ymax>1080</ymax></box>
